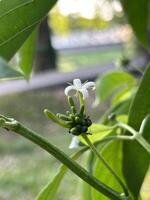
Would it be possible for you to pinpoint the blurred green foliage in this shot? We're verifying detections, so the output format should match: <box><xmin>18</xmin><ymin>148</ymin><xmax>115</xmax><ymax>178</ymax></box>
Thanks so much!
<box><xmin>49</xmin><ymin>8</ymin><xmax>109</xmax><ymax>35</ymax></box>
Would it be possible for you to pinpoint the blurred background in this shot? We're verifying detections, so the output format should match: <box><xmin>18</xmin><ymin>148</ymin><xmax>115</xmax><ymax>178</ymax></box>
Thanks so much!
<box><xmin>0</xmin><ymin>0</ymin><xmax>149</xmax><ymax>199</ymax></box>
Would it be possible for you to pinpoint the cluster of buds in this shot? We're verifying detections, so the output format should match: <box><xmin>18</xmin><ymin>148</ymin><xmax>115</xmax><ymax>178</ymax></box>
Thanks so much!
<box><xmin>57</xmin><ymin>97</ymin><xmax>92</xmax><ymax>135</ymax></box>
<box><xmin>44</xmin><ymin>96</ymin><xmax>92</xmax><ymax>136</ymax></box>
<box><xmin>44</xmin><ymin>79</ymin><xmax>95</xmax><ymax>136</ymax></box>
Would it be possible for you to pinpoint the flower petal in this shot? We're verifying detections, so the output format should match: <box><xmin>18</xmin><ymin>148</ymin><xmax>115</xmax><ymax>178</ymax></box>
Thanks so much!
<box><xmin>73</xmin><ymin>79</ymin><xmax>82</xmax><ymax>89</ymax></box>
<box><xmin>69</xmin><ymin>136</ymin><xmax>79</xmax><ymax>149</ymax></box>
<box><xmin>80</xmin><ymin>88</ymin><xmax>89</xmax><ymax>99</ymax></box>
<box><xmin>64</xmin><ymin>85</ymin><xmax>76</xmax><ymax>96</ymax></box>
<box><xmin>83</xmin><ymin>81</ymin><xmax>95</xmax><ymax>90</ymax></box>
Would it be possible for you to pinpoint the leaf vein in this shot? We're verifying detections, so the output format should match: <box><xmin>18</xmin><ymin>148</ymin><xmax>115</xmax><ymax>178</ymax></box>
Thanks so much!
<box><xmin>0</xmin><ymin>0</ymin><xmax>34</xmax><ymax>19</ymax></box>
<box><xmin>0</xmin><ymin>19</ymin><xmax>40</xmax><ymax>47</ymax></box>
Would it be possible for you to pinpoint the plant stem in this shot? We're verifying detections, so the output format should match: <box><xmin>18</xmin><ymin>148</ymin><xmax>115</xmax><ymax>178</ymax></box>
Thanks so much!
<box><xmin>106</xmin><ymin>135</ymin><xmax>134</xmax><ymax>141</ymax></box>
<box><xmin>117</xmin><ymin>122</ymin><xmax>150</xmax><ymax>154</ymax></box>
<box><xmin>136</xmin><ymin>134</ymin><xmax>150</xmax><ymax>154</ymax></box>
<box><xmin>81</xmin><ymin>134</ymin><xmax>129</xmax><ymax>197</ymax></box>
<box><xmin>117</xmin><ymin>122</ymin><xmax>138</xmax><ymax>137</ymax></box>
<box><xmin>0</xmin><ymin>118</ymin><xmax>123</xmax><ymax>200</ymax></box>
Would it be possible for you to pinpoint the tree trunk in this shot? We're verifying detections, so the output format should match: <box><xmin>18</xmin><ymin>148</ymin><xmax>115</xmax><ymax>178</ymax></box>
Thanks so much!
<box><xmin>35</xmin><ymin>17</ymin><xmax>57</xmax><ymax>71</ymax></box>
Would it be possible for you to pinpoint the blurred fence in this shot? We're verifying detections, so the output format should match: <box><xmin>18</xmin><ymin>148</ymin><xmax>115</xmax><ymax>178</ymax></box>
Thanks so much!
<box><xmin>52</xmin><ymin>25</ymin><xmax>132</xmax><ymax>51</ymax></box>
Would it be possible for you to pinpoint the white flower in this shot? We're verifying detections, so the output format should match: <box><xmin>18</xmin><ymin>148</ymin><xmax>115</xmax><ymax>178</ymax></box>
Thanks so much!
<box><xmin>64</xmin><ymin>78</ymin><xmax>95</xmax><ymax>99</ymax></box>
<box><xmin>69</xmin><ymin>136</ymin><xmax>79</xmax><ymax>149</ymax></box>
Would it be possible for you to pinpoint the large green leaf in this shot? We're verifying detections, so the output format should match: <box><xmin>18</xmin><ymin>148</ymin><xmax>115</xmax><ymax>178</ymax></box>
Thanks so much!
<box><xmin>121</xmin><ymin>0</ymin><xmax>149</xmax><ymax>47</ymax></box>
<box><xmin>0</xmin><ymin>0</ymin><xmax>57</xmax><ymax>60</ymax></box>
<box><xmin>123</xmin><ymin>66</ymin><xmax>150</xmax><ymax>198</ymax></box>
<box><xmin>79</xmin><ymin>124</ymin><xmax>113</xmax><ymax>145</ymax></box>
<box><xmin>0</xmin><ymin>57</ymin><xmax>23</xmax><ymax>79</ymax></box>
<box><xmin>92</xmin><ymin>141</ymin><xmax>124</xmax><ymax>200</ymax></box>
<box><xmin>95</xmin><ymin>70</ymin><xmax>136</xmax><ymax>104</ymax></box>
<box><xmin>17</xmin><ymin>29</ymin><xmax>37</xmax><ymax>79</ymax></box>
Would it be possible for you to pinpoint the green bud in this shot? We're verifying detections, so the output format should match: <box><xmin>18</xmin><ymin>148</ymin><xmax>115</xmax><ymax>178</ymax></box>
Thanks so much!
<box><xmin>68</xmin><ymin>96</ymin><xmax>75</xmax><ymax>106</ymax></box>
<box><xmin>44</xmin><ymin>110</ymin><xmax>60</xmax><ymax>124</ymax></box>
<box><xmin>66</xmin><ymin>121</ymin><xmax>73</xmax><ymax>126</ymax></box>
<box><xmin>71</xmin><ymin>106</ymin><xmax>76</xmax><ymax>114</ymax></box>
<box><xmin>70</xmin><ymin>127</ymin><xmax>80</xmax><ymax>136</ymax></box>
<box><xmin>82</xmin><ymin>119</ymin><xmax>87</xmax><ymax>126</ymax></box>
<box><xmin>69</xmin><ymin>114</ymin><xmax>75</xmax><ymax>122</ymax></box>
<box><xmin>76</xmin><ymin>124</ymin><xmax>82</xmax><ymax>132</ymax></box>
<box><xmin>82</xmin><ymin>126</ymin><xmax>88</xmax><ymax>133</ymax></box>
<box><xmin>56</xmin><ymin>113</ymin><xmax>61</xmax><ymax>118</ymax></box>
<box><xmin>66</xmin><ymin>111</ymin><xmax>70</xmax><ymax>115</ymax></box>
<box><xmin>75</xmin><ymin>116</ymin><xmax>82</xmax><ymax>123</ymax></box>
<box><xmin>57</xmin><ymin>114</ymin><xmax>71</xmax><ymax>121</ymax></box>
<box><xmin>44</xmin><ymin>109</ymin><xmax>70</xmax><ymax>128</ymax></box>
<box><xmin>79</xmin><ymin>105</ymin><xmax>85</xmax><ymax>116</ymax></box>
<box><xmin>86</xmin><ymin>118</ymin><xmax>92</xmax><ymax>127</ymax></box>
<box><xmin>0</xmin><ymin>118</ymin><xmax>6</xmax><ymax>127</ymax></box>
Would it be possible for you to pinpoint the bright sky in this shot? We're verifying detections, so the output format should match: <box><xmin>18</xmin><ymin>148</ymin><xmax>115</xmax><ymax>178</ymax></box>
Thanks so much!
<box><xmin>58</xmin><ymin>0</ymin><xmax>122</xmax><ymax>20</ymax></box>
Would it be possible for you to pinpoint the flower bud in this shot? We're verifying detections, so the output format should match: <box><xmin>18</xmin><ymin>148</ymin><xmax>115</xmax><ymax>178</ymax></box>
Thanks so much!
<box><xmin>82</xmin><ymin>126</ymin><xmax>88</xmax><ymax>133</ymax></box>
<box><xmin>66</xmin><ymin>111</ymin><xmax>70</xmax><ymax>115</ymax></box>
<box><xmin>75</xmin><ymin>116</ymin><xmax>82</xmax><ymax>123</ymax></box>
<box><xmin>76</xmin><ymin>124</ymin><xmax>82</xmax><ymax>132</ymax></box>
<box><xmin>70</xmin><ymin>127</ymin><xmax>80</xmax><ymax>136</ymax></box>
<box><xmin>82</xmin><ymin>119</ymin><xmax>87</xmax><ymax>126</ymax></box>
<box><xmin>71</xmin><ymin>106</ymin><xmax>76</xmax><ymax>114</ymax></box>
<box><xmin>69</xmin><ymin>114</ymin><xmax>75</xmax><ymax>122</ymax></box>
<box><xmin>86</xmin><ymin>118</ymin><xmax>92</xmax><ymax>126</ymax></box>
<box><xmin>57</xmin><ymin>114</ymin><xmax>70</xmax><ymax>121</ymax></box>
<box><xmin>79</xmin><ymin>105</ymin><xmax>85</xmax><ymax>115</ymax></box>
<box><xmin>68</xmin><ymin>96</ymin><xmax>76</xmax><ymax>109</ymax></box>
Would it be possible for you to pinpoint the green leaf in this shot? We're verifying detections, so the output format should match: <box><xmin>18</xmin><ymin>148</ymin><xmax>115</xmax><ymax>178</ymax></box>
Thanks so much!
<box><xmin>95</xmin><ymin>70</ymin><xmax>136</xmax><ymax>104</ymax></box>
<box><xmin>81</xmin><ymin>152</ymin><xmax>94</xmax><ymax>200</ymax></box>
<box><xmin>139</xmin><ymin>114</ymin><xmax>150</xmax><ymax>141</ymax></box>
<box><xmin>112</xmin><ymin>87</ymin><xmax>134</xmax><ymax>106</ymax></box>
<box><xmin>82</xmin><ymin>182</ymin><xmax>92</xmax><ymax>200</ymax></box>
<box><xmin>0</xmin><ymin>57</ymin><xmax>23</xmax><ymax>79</ymax></box>
<box><xmin>110</xmin><ymin>99</ymin><xmax>131</xmax><ymax>117</ymax></box>
<box><xmin>121</xmin><ymin>0</ymin><xmax>149</xmax><ymax>47</ymax></box>
<box><xmin>92</xmin><ymin>141</ymin><xmax>124</xmax><ymax>200</ymax></box>
<box><xmin>79</xmin><ymin>124</ymin><xmax>113</xmax><ymax>145</ymax></box>
<box><xmin>102</xmin><ymin>98</ymin><xmax>131</xmax><ymax>124</ymax></box>
<box><xmin>36</xmin><ymin>167</ymin><xmax>66</xmax><ymax>200</ymax></box>
<box><xmin>17</xmin><ymin>29</ymin><xmax>37</xmax><ymax>79</ymax></box>
<box><xmin>123</xmin><ymin>65</ymin><xmax>150</xmax><ymax>198</ymax></box>
<box><xmin>36</xmin><ymin>148</ymin><xmax>86</xmax><ymax>200</ymax></box>
<box><xmin>116</xmin><ymin>115</ymin><xmax>128</xmax><ymax>124</ymax></box>
<box><xmin>0</xmin><ymin>0</ymin><xmax>57</xmax><ymax>60</ymax></box>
